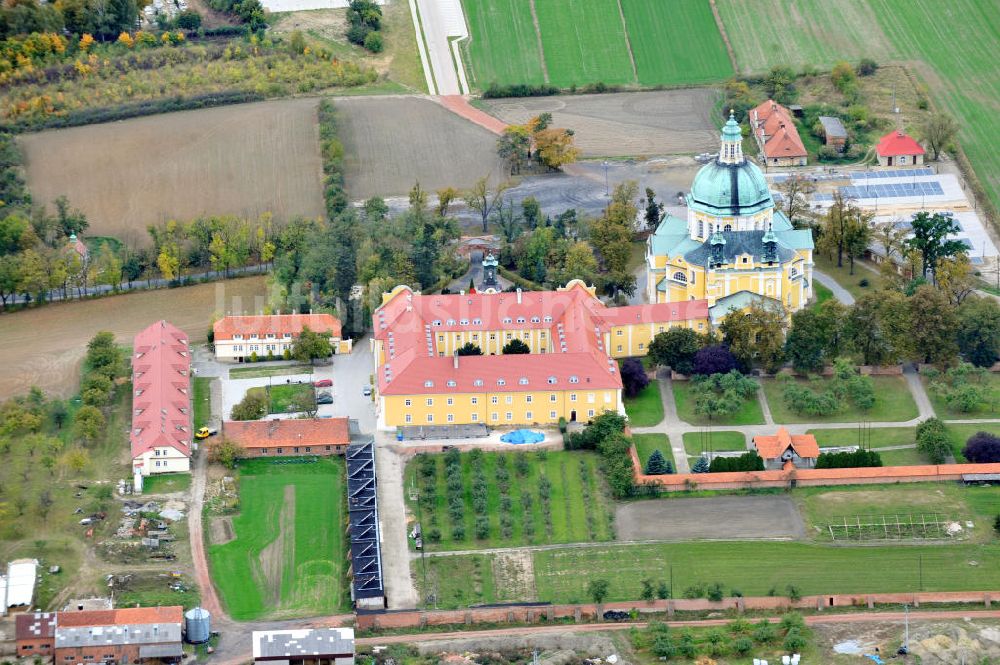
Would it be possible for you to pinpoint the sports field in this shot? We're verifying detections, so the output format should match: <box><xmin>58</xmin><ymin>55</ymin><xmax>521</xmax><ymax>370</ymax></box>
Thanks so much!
<box><xmin>716</xmin><ymin>0</ymin><xmax>1000</xmax><ymax>221</ymax></box>
<box><xmin>208</xmin><ymin>458</ymin><xmax>348</xmax><ymax>620</ymax></box>
<box><xmin>460</xmin><ymin>0</ymin><xmax>733</xmax><ymax>89</ymax></box>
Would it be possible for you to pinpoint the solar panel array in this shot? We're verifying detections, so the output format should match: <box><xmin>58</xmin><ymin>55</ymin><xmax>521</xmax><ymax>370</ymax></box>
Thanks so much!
<box><xmin>850</xmin><ymin>168</ymin><xmax>933</xmax><ymax>181</ymax></box>
<box><xmin>346</xmin><ymin>440</ymin><xmax>384</xmax><ymax>605</ymax></box>
<box><xmin>813</xmin><ymin>181</ymin><xmax>944</xmax><ymax>201</ymax></box>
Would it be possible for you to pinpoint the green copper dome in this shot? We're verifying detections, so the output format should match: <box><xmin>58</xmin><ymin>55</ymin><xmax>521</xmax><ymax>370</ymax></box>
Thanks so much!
<box><xmin>689</xmin><ymin>160</ymin><xmax>774</xmax><ymax>217</ymax></box>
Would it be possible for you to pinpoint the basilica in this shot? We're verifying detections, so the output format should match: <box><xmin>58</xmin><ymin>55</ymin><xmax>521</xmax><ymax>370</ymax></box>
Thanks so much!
<box><xmin>645</xmin><ymin>112</ymin><xmax>814</xmax><ymax>323</ymax></box>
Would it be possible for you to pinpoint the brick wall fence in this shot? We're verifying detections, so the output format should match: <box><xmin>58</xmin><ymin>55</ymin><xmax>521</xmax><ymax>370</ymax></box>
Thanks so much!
<box><xmin>357</xmin><ymin>591</ymin><xmax>999</xmax><ymax>631</ymax></box>
<box><xmin>628</xmin><ymin>445</ymin><xmax>1000</xmax><ymax>491</ymax></box>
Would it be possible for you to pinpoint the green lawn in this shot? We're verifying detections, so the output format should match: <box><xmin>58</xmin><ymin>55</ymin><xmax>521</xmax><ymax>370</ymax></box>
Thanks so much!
<box><xmin>193</xmin><ymin>376</ymin><xmax>212</xmax><ymax>429</ymax></box>
<box><xmin>812</xmin><ymin>254</ymin><xmax>883</xmax><ymax>302</ymax></box>
<box><xmin>229</xmin><ymin>364</ymin><xmax>313</xmax><ymax>378</ymax></box>
<box><xmin>207</xmin><ymin>458</ymin><xmax>348</xmax><ymax>620</ymax></box>
<box><xmin>624</xmin><ymin>379</ymin><xmax>663</xmax><ymax>427</ymax></box>
<box><xmin>247</xmin><ymin>384</ymin><xmax>315</xmax><ymax>414</ymax></box>
<box><xmin>762</xmin><ymin>375</ymin><xmax>918</xmax><ymax>424</ymax></box>
<box><xmin>811</xmin><ymin>281</ymin><xmax>833</xmax><ymax>308</ymax></box>
<box><xmin>532</xmin><ymin>541</ymin><xmax>1000</xmax><ymax>603</ymax></box>
<box><xmin>923</xmin><ymin>373</ymin><xmax>1000</xmax><ymax>419</ymax></box>
<box><xmin>946</xmin><ymin>423</ymin><xmax>1000</xmax><ymax>462</ymax></box>
<box><xmin>405</xmin><ymin>450</ymin><xmax>615</xmax><ymax>551</ymax></box>
<box><xmin>682</xmin><ymin>431</ymin><xmax>746</xmax><ymax>458</ymax></box>
<box><xmin>632</xmin><ymin>433</ymin><xmax>675</xmax><ymax>472</ymax></box>
<box><xmin>141</xmin><ymin>473</ymin><xmax>191</xmax><ymax>495</ymax></box>
<box><xmin>808</xmin><ymin>426</ymin><xmax>917</xmax><ymax>449</ymax></box>
<box><xmin>534</xmin><ymin>0</ymin><xmax>635</xmax><ymax>88</ymax></box>
<box><xmin>717</xmin><ymin>0</ymin><xmax>1000</xmax><ymax>221</ymax></box>
<box><xmin>413</xmin><ymin>553</ymin><xmax>501</xmax><ymax>608</ymax></box>
<box><xmin>460</xmin><ymin>0</ymin><xmax>545</xmax><ymax>87</ymax></box>
<box><xmin>673</xmin><ymin>380</ymin><xmax>765</xmax><ymax>426</ymax></box>
<box><xmin>620</xmin><ymin>0</ymin><xmax>733</xmax><ymax>86</ymax></box>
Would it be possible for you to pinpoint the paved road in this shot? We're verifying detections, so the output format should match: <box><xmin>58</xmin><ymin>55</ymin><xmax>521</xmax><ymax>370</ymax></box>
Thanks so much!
<box><xmin>375</xmin><ymin>437</ymin><xmax>421</xmax><ymax>609</ymax></box>
<box><xmin>412</xmin><ymin>0</ymin><xmax>467</xmax><ymax>95</ymax></box>
<box><xmin>812</xmin><ymin>269</ymin><xmax>855</xmax><ymax>305</ymax></box>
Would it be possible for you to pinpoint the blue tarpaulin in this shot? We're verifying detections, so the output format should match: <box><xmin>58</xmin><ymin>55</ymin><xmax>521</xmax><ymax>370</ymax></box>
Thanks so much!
<box><xmin>500</xmin><ymin>429</ymin><xmax>545</xmax><ymax>444</ymax></box>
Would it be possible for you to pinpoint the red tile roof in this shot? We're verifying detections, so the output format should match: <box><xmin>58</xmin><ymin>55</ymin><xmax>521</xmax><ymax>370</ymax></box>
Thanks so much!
<box><xmin>753</xmin><ymin>427</ymin><xmax>819</xmax><ymax>460</ymax></box>
<box><xmin>16</xmin><ymin>612</ymin><xmax>56</xmax><ymax>640</ymax></box>
<box><xmin>56</xmin><ymin>606</ymin><xmax>183</xmax><ymax>628</ymax></box>
<box><xmin>131</xmin><ymin>321</ymin><xmax>191</xmax><ymax>460</ymax></box>
<box><xmin>876</xmin><ymin>130</ymin><xmax>925</xmax><ymax>157</ymax></box>
<box><xmin>750</xmin><ymin>100</ymin><xmax>807</xmax><ymax>159</ymax></box>
<box><xmin>213</xmin><ymin>314</ymin><xmax>342</xmax><ymax>340</ymax></box>
<box><xmin>223</xmin><ymin>418</ymin><xmax>350</xmax><ymax>449</ymax></box>
<box><xmin>373</xmin><ymin>283</ymin><xmax>707</xmax><ymax>396</ymax></box>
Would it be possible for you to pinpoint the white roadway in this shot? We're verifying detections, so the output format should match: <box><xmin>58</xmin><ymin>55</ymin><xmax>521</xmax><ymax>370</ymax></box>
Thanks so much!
<box><xmin>409</xmin><ymin>0</ymin><xmax>468</xmax><ymax>95</ymax></box>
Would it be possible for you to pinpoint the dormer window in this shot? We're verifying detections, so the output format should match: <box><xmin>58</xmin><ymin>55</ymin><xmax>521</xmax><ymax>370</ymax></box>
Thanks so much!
<box><xmin>447</xmin><ymin>380</ymin><xmax>457</xmax><ymax>387</ymax></box>
<box><xmin>473</xmin><ymin>318</ymin><xmax>482</xmax><ymax>325</ymax></box>
<box><xmin>474</xmin><ymin>379</ymin><xmax>484</xmax><ymax>387</ymax></box>
<box><xmin>433</xmin><ymin>320</ymin><xmax>442</xmax><ymax>326</ymax></box>
<box><xmin>531</xmin><ymin>316</ymin><xmax>540</xmax><ymax>323</ymax></box>
<box><xmin>503</xmin><ymin>317</ymin><xmax>512</xmax><ymax>324</ymax></box>
<box><xmin>518</xmin><ymin>377</ymin><xmax>529</xmax><ymax>385</ymax></box>
<box><xmin>446</xmin><ymin>319</ymin><xmax>456</xmax><ymax>326</ymax></box>
<box><xmin>460</xmin><ymin>319</ymin><xmax>469</xmax><ymax>325</ymax></box>
<box><xmin>569</xmin><ymin>375</ymin><xmax>579</xmax><ymax>384</ymax></box>
<box><xmin>516</xmin><ymin>317</ymin><xmax>526</xmax><ymax>323</ymax></box>
<box><xmin>424</xmin><ymin>380</ymin><xmax>434</xmax><ymax>388</ymax></box>
<box><xmin>497</xmin><ymin>379</ymin><xmax>506</xmax><ymax>386</ymax></box>
<box><xmin>233</xmin><ymin>334</ymin><xmax>243</xmax><ymax>340</ymax></box>
<box><xmin>543</xmin><ymin>316</ymin><xmax>552</xmax><ymax>323</ymax></box>
<box><xmin>547</xmin><ymin>376</ymin><xmax>557</xmax><ymax>384</ymax></box>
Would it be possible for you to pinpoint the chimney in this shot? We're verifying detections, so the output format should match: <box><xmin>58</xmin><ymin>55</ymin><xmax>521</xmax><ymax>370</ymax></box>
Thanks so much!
<box><xmin>516</xmin><ymin>288</ymin><xmax>522</xmax><ymax>304</ymax></box>
<box><xmin>453</xmin><ymin>353</ymin><xmax>459</xmax><ymax>369</ymax></box>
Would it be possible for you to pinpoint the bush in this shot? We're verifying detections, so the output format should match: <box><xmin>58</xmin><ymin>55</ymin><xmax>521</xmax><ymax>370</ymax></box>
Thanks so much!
<box><xmin>177</xmin><ymin>9</ymin><xmax>203</xmax><ymax>29</ymax></box>
<box><xmin>621</xmin><ymin>358</ymin><xmax>649</xmax><ymax>398</ymax></box>
<box><xmin>859</xmin><ymin>278</ymin><xmax>870</xmax><ymax>288</ymax></box>
<box><xmin>709</xmin><ymin>452</ymin><xmax>764</xmax><ymax>472</ymax></box>
<box><xmin>706</xmin><ymin>582</ymin><xmax>724</xmax><ymax>602</ymax></box>
<box><xmin>651</xmin><ymin>636</ymin><xmax>677</xmax><ymax>658</ymax></box>
<box><xmin>783</xmin><ymin>629</ymin><xmax>808</xmax><ymax>651</ymax></box>
<box><xmin>363</xmin><ymin>30</ymin><xmax>383</xmax><ymax>53</ymax></box>
<box><xmin>917</xmin><ymin>417</ymin><xmax>951</xmax><ymax>464</ymax></box>
<box><xmin>733</xmin><ymin>637</ymin><xmax>753</xmax><ymax>656</ymax></box>
<box><xmin>208</xmin><ymin>438</ymin><xmax>244</xmax><ymax>468</ymax></box>
<box><xmin>856</xmin><ymin>58</ymin><xmax>878</xmax><ymax>76</ymax></box>
<box><xmin>963</xmin><ymin>431</ymin><xmax>1000</xmax><ymax>463</ymax></box>
<box><xmin>231</xmin><ymin>391</ymin><xmax>267</xmax><ymax>420</ymax></box>
<box><xmin>691</xmin><ymin>457</ymin><xmax>710</xmax><ymax>473</ymax></box>
<box><xmin>815</xmin><ymin>449</ymin><xmax>883</xmax><ymax>468</ymax></box>
<box><xmin>483</xmin><ymin>83</ymin><xmax>560</xmax><ymax>99</ymax></box>
<box><xmin>692</xmin><ymin>345</ymin><xmax>738</xmax><ymax>376</ymax></box>
<box><xmin>753</xmin><ymin>621</ymin><xmax>777</xmax><ymax>644</ymax></box>
<box><xmin>644</xmin><ymin>449</ymin><xmax>672</xmax><ymax>475</ymax></box>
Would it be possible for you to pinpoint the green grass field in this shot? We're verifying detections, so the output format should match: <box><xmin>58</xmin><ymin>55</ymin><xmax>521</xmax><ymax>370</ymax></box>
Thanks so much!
<box><xmin>207</xmin><ymin>458</ymin><xmax>348</xmax><ymax>620</ymax></box>
<box><xmin>193</xmin><ymin>376</ymin><xmax>212</xmax><ymax>429</ymax></box>
<box><xmin>535</xmin><ymin>0</ymin><xmax>634</xmax><ymax>88</ymax></box>
<box><xmin>923</xmin><ymin>373</ymin><xmax>1000</xmax><ymax>420</ymax></box>
<box><xmin>812</xmin><ymin>255</ymin><xmax>883</xmax><ymax>302</ymax></box>
<box><xmin>811</xmin><ymin>281</ymin><xmax>833</xmax><ymax>308</ymax></box>
<box><xmin>532</xmin><ymin>541</ymin><xmax>1000</xmax><ymax>602</ymax></box>
<box><xmin>762</xmin><ymin>375</ymin><xmax>918</xmax><ymax>424</ymax></box>
<box><xmin>946</xmin><ymin>423</ymin><xmax>1000</xmax><ymax>462</ymax></box>
<box><xmin>461</xmin><ymin>0</ymin><xmax>545</xmax><ymax>87</ymax></box>
<box><xmin>620</xmin><ymin>0</ymin><xmax>732</xmax><ymax>85</ymax></box>
<box><xmin>406</xmin><ymin>450</ymin><xmax>615</xmax><ymax>550</ymax></box>
<box><xmin>632</xmin><ymin>433</ymin><xmax>675</xmax><ymax>471</ymax></box>
<box><xmin>141</xmin><ymin>473</ymin><xmax>191</xmax><ymax>494</ymax></box>
<box><xmin>808</xmin><ymin>426</ymin><xmax>916</xmax><ymax>449</ymax></box>
<box><xmin>624</xmin><ymin>379</ymin><xmax>663</xmax><ymax>426</ymax></box>
<box><xmin>247</xmin><ymin>384</ymin><xmax>315</xmax><ymax>414</ymax></box>
<box><xmin>717</xmin><ymin>0</ymin><xmax>1000</xmax><ymax>220</ymax></box>
<box><xmin>229</xmin><ymin>364</ymin><xmax>313</xmax><ymax>379</ymax></box>
<box><xmin>673</xmin><ymin>380</ymin><xmax>765</xmax><ymax>426</ymax></box>
<box><xmin>682</xmin><ymin>431</ymin><xmax>746</xmax><ymax>458</ymax></box>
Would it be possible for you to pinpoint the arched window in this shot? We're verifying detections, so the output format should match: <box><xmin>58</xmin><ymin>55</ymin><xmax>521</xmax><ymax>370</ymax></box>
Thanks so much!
<box><xmin>673</xmin><ymin>271</ymin><xmax>687</xmax><ymax>283</ymax></box>
<box><xmin>723</xmin><ymin>224</ymin><xmax>733</xmax><ymax>232</ymax></box>
<box><xmin>789</xmin><ymin>267</ymin><xmax>798</xmax><ymax>278</ymax></box>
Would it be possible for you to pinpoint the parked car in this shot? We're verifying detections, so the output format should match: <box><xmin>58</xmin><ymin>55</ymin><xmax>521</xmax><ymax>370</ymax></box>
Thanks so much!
<box><xmin>362</xmin><ymin>385</ymin><xmax>373</xmax><ymax>396</ymax></box>
<box><xmin>195</xmin><ymin>427</ymin><xmax>218</xmax><ymax>440</ymax></box>
<box><xmin>313</xmin><ymin>379</ymin><xmax>333</xmax><ymax>387</ymax></box>
<box><xmin>316</xmin><ymin>394</ymin><xmax>334</xmax><ymax>405</ymax></box>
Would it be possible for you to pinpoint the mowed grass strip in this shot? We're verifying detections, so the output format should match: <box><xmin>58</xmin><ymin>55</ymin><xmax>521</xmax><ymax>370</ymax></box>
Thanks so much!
<box><xmin>673</xmin><ymin>380</ymin><xmax>765</xmax><ymax>426</ymax></box>
<box><xmin>632</xmin><ymin>433</ymin><xmax>675</xmax><ymax>471</ymax></box>
<box><xmin>193</xmin><ymin>376</ymin><xmax>212</xmax><ymax>429</ymax></box>
<box><xmin>761</xmin><ymin>376</ymin><xmax>918</xmax><ymax>425</ymax></box>
<box><xmin>624</xmin><ymin>378</ymin><xmax>663</xmax><ymax>426</ymax></box>
<box><xmin>682</xmin><ymin>431</ymin><xmax>746</xmax><ymax>457</ymax></box>
<box><xmin>533</xmin><ymin>541</ymin><xmax>1000</xmax><ymax>603</ymax></box>
<box><xmin>620</xmin><ymin>0</ymin><xmax>732</xmax><ymax>85</ymax></box>
<box><xmin>461</xmin><ymin>0</ymin><xmax>546</xmax><ymax>87</ymax></box>
<box><xmin>208</xmin><ymin>458</ymin><xmax>348</xmax><ymax>620</ymax></box>
<box><xmin>406</xmin><ymin>450</ymin><xmax>614</xmax><ymax>551</ymax></box>
<box><xmin>534</xmin><ymin>0</ymin><xmax>634</xmax><ymax>87</ymax></box>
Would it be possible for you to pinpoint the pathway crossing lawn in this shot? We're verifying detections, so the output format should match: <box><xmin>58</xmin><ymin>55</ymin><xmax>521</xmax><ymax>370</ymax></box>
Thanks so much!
<box><xmin>813</xmin><ymin>255</ymin><xmax>883</xmax><ymax>301</ymax></box>
<box><xmin>672</xmin><ymin>380</ymin><xmax>765</xmax><ymax>426</ymax></box>
<box><xmin>405</xmin><ymin>450</ymin><xmax>615</xmax><ymax>551</ymax></box>
<box><xmin>208</xmin><ymin>458</ymin><xmax>348</xmax><ymax>620</ymax></box>
<box><xmin>619</xmin><ymin>0</ymin><xmax>732</xmax><ymax>86</ymax></box>
<box><xmin>624</xmin><ymin>379</ymin><xmax>663</xmax><ymax>427</ymax></box>
<box><xmin>632</xmin><ymin>433</ymin><xmax>675</xmax><ymax>472</ymax></box>
<box><xmin>810</xmin><ymin>281</ymin><xmax>833</xmax><ymax>309</ymax></box>
<box><xmin>923</xmin><ymin>373</ymin><xmax>1000</xmax><ymax>420</ymax></box>
<box><xmin>761</xmin><ymin>376</ymin><xmax>918</xmax><ymax>424</ymax></box>
<box><xmin>532</xmin><ymin>541</ymin><xmax>1000</xmax><ymax>603</ymax></box>
<box><xmin>460</xmin><ymin>0</ymin><xmax>545</xmax><ymax>87</ymax></box>
<box><xmin>534</xmin><ymin>0</ymin><xmax>634</xmax><ymax>88</ymax></box>
<box><xmin>193</xmin><ymin>376</ymin><xmax>212</xmax><ymax>429</ymax></box>
<box><xmin>682</xmin><ymin>431</ymin><xmax>746</xmax><ymax>458</ymax></box>
<box><xmin>946</xmin><ymin>423</ymin><xmax>1000</xmax><ymax>462</ymax></box>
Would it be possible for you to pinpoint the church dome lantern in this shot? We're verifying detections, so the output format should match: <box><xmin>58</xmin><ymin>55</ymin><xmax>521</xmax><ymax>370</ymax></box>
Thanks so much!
<box><xmin>688</xmin><ymin>111</ymin><xmax>774</xmax><ymax>218</ymax></box>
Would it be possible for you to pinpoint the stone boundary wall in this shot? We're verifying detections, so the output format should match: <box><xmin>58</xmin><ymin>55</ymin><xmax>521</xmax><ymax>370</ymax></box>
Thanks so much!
<box><xmin>628</xmin><ymin>445</ymin><xmax>1000</xmax><ymax>491</ymax></box>
<box><xmin>356</xmin><ymin>591</ymin><xmax>999</xmax><ymax>631</ymax></box>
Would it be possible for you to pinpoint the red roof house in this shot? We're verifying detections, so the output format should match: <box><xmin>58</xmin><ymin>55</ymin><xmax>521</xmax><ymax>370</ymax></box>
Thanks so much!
<box><xmin>753</xmin><ymin>427</ymin><xmax>819</xmax><ymax>469</ymax></box>
<box><xmin>131</xmin><ymin>321</ymin><xmax>191</xmax><ymax>476</ymax></box>
<box><xmin>750</xmin><ymin>100</ymin><xmax>807</xmax><ymax>167</ymax></box>
<box><xmin>212</xmin><ymin>313</ymin><xmax>345</xmax><ymax>362</ymax></box>
<box><xmin>876</xmin><ymin>130</ymin><xmax>925</xmax><ymax>167</ymax></box>
<box><xmin>223</xmin><ymin>418</ymin><xmax>351</xmax><ymax>457</ymax></box>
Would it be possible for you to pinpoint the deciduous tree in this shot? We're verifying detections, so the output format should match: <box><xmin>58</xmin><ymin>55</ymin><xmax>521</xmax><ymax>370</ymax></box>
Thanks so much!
<box><xmin>918</xmin><ymin>112</ymin><xmax>958</xmax><ymax>161</ymax></box>
<box><xmin>719</xmin><ymin>301</ymin><xmax>787</xmax><ymax>372</ymax></box>
<box><xmin>957</xmin><ymin>297</ymin><xmax>1000</xmax><ymax>367</ymax></box>
<box><xmin>648</xmin><ymin>328</ymin><xmax>701</xmax><ymax>375</ymax></box>
<box><xmin>905</xmin><ymin>211</ymin><xmax>967</xmax><ymax>281</ymax></box>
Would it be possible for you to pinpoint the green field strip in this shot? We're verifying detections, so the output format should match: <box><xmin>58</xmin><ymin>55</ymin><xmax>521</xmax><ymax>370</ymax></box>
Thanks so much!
<box><xmin>534</xmin><ymin>0</ymin><xmax>635</xmax><ymax>87</ymax></box>
<box><xmin>460</xmin><ymin>0</ymin><xmax>546</xmax><ymax>86</ymax></box>
<box><xmin>621</xmin><ymin>0</ymin><xmax>733</xmax><ymax>85</ymax></box>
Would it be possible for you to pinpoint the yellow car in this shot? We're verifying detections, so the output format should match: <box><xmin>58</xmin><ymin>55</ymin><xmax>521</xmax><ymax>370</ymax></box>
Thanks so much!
<box><xmin>195</xmin><ymin>427</ymin><xmax>218</xmax><ymax>440</ymax></box>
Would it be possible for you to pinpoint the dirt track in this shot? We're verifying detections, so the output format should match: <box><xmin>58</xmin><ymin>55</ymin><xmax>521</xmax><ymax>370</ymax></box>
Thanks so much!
<box><xmin>481</xmin><ymin>89</ymin><xmax>721</xmax><ymax>157</ymax></box>
<box><xmin>19</xmin><ymin>99</ymin><xmax>326</xmax><ymax>244</ymax></box>
<box><xmin>336</xmin><ymin>96</ymin><xmax>506</xmax><ymax>199</ymax></box>
<box><xmin>0</xmin><ymin>276</ymin><xmax>267</xmax><ymax>399</ymax></box>
<box><xmin>615</xmin><ymin>495</ymin><xmax>806</xmax><ymax>541</ymax></box>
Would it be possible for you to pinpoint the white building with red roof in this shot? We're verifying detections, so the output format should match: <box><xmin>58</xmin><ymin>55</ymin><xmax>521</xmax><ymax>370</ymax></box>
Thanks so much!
<box><xmin>749</xmin><ymin>100</ymin><xmax>807</xmax><ymax>167</ymax></box>
<box><xmin>131</xmin><ymin>321</ymin><xmax>191</xmax><ymax>478</ymax></box>
<box><xmin>372</xmin><ymin>281</ymin><xmax>708</xmax><ymax>430</ymax></box>
<box><xmin>876</xmin><ymin>130</ymin><xmax>925</xmax><ymax>167</ymax></box>
<box><xmin>213</xmin><ymin>313</ymin><xmax>351</xmax><ymax>362</ymax></box>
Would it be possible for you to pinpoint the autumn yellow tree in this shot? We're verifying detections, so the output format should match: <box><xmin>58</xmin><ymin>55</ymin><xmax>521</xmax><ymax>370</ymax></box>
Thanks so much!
<box><xmin>533</xmin><ymin>127</ymin><xmax>579</xmax><ymax>170</ymax></box>
<box><xmin>117</xmin><ymin>32</ymin><xmax>134</xmax><ymax>48</ymax></box>
<box><xmin>78</xmin><ymin>34</ymin><xmax>95</xmax><ymax>51</ymax></box>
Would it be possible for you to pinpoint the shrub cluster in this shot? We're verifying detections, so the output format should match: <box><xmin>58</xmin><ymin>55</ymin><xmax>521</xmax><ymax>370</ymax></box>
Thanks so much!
<box><xmin>443</xmin><ymin>447</ymin><xmax>464</xmax><ymax>541</ymax></box>
<box><xmin>783</xmin><ymin>361</ymin><xmax>874</xmax><ymax>416</ymax></box>
<box><xmin>815</xmin><ymin>449</ymin><xmax>883</xmax><ymax>468</ymax></box>
<box><xmin>963</xmin><ymin>431</ymin><xmax>1000</xmax><ymax>463</ymax></box>
<box><xmin>318</xmin><ymin>100</ymin><xmax>348</xmax><ymax>219</ymax></box>
<box><xmin>916</xmin><ymin>417</ymin><xmax>951</xmax><ymax>464</ymax></box>
<box><xmin>482</xmin><ymin>83</ymin><xmax>559</xmax><ymax>99</ymax></box>
<box><xmin>927</xmin><ymin>363</ymin><xmax>991</xmax><ymax>414</ymax></box>
<box><xmin>708</xmin><ymin>451</ymin><xmax>764</xmax><ymax>473</ymax></box>
<box><xmin>415</xmin><ymin>454</ymin><xmax>441</xmax><ymax>542</ymax></box>
<box><xmin>81</xmin><ymin>331</ymin><xmax>123</xmax><ymax>408</ymax></box>
<box><xmin>346</xmin><ymin>0</ymin><xmax>383</xmax><ymax>53</ymax></box>
<box><xmin>637</xmin><ymin>614</ymin><xmax>809</xmax><ymax>661</ymax></box>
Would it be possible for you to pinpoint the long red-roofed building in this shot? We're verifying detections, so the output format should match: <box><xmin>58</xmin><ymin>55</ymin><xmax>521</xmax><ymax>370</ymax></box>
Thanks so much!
<box><xmin>131</xmin><ymin>321</ymin><xmax>191</xmax><ymax>478</ymax></box>
<box><xmin>372</xmin><ymin>281</ymin><xmax>708</xmax><ymax>429</ymax></box>
<box><xmin>213</xmin><ymin>313</ymin><xmax>351</xmax><ymax>362</ymax></box>
<box><xmin>749</xmin><ymin>100</ymin><xmax>807</xmax><ymax>167</ymax></box>
<box><xmin>876</xmin><ymin>130</ymin><xmax>925</xmax><ymax>167</ymax></box>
